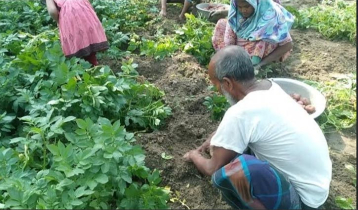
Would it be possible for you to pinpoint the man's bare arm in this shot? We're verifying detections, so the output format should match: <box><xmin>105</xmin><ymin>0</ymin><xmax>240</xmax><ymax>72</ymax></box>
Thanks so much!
<box><xmin>185</xmin><ymin>146</ymin><xmax>237</xmax><ymax>176</ymax></box>
<box><xmin>197</xmin><ymin>131</ymin><xmax>216</xmax><ymax>153</ymax></box>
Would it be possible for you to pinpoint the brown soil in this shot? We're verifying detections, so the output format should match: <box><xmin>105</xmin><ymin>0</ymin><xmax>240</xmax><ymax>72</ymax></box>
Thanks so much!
<box><xmin>132</xmin><ymin>51</ymin><xmax>230</xmax><ymax>209</ymax></box>
<box><xmin>103</xmin><ymin>1</ymin><xmax>356</xmax><ymax>209</ymax></box>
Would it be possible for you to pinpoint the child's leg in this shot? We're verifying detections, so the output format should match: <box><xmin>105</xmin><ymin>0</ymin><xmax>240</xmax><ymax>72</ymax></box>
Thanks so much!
<box><xmin>159</xmin><ymin>0</ymin><xmax>168</xmax><ymax>16</ymax></box>
<box><xmin>83</xmin><ymin>52</ymin><xmax>98</xmax><ymax>66</ymax></box>
<box><xmin>179</xmin><ymin>0</ymin><xmax>192</xmax><ymax>20</ymax></box>
<box><xmin>160</xmin><ymin>0</ymin><xmax>185</xmax><ymax>16</ymax></box>
<box><xmin>167</xmin><ymin>0</ymin><xmax>185</xmax><ymax>3</ymax></box>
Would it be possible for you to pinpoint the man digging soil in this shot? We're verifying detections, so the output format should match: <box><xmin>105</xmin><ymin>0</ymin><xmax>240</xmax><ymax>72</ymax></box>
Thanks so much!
<box><xmin>183</xmin><ymin>46</ymin><xmax>332</xmax><ymax>209</ymax></box>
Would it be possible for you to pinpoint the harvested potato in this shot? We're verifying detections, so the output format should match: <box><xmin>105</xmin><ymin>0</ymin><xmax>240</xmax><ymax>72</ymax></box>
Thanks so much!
<box><xmin>304</xmin><ymin>105</ymin><xmax>316</xmax><ymax>114</ymax></box>
<box><xmin>291</xmin><ymin>93</ymin><xmax>301</xmax><ymax>101</ymax></box>
<box><xmin>206</xmin><ymin>5</ymin><xmax>227</xmax><ymax>11</ymax></box>
<box><xmin>289</xmin><ymin>92</ymin><xmax>316</xmax><ymax>114</ymax></box>
<box><xmin>300</xmin><ymin>97</ymin><xmax>310</xmax><ymax>105</ymax></box>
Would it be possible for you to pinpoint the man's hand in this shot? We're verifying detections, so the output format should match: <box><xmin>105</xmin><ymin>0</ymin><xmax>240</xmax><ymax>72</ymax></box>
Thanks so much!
<box><xmin>183</xmin><ymin>149</ymin><xmax>200</xmax><ymax>162</ymax></box>
<box><xmin>197</xmin><ymin>140</ymin><xmax>210</xmax><ymax>153</ymax></box>
<box><xmin>197</xmin><ymin>131</ymin><xmax>216</xmax><ymax>153</ymax></box>
<box><xmin>183</xmin><ymin>146</ymin><xmax>238</xmax><ymax>176</ymax></box>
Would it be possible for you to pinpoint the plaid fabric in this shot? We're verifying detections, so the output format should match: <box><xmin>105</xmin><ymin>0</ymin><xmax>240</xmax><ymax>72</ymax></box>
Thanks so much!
<box><xmin>212</xmin><ymin>154</ymin><xmax>301</xmax><ymax>209</ymax></box>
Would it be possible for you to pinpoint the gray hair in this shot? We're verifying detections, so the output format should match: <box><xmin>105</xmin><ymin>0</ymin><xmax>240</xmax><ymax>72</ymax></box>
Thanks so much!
<box><xmin>213</xmin><ymin>45</ymin><xmax>255</xmax><ymax>83</ymax></box>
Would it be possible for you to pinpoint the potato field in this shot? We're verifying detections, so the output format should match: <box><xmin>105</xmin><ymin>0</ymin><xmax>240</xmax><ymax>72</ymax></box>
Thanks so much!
<box><xmin>0</xmin><ymin>0</ymin><xmax>356</xmax><ymax>209</ymax></box>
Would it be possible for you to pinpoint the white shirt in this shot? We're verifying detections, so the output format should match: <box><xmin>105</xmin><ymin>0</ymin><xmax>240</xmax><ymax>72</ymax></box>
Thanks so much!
<box><xmin>210</xmin><ymin>81</ymin><xmax>332</xmax><ymax>208</ymax></box>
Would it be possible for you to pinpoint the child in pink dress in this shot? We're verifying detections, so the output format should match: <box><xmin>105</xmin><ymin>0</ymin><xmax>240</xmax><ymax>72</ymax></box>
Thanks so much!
<box><xmin>45</xmin><ymin>0</ymin><xmax>109</xmax><ymax>66</ymax></box>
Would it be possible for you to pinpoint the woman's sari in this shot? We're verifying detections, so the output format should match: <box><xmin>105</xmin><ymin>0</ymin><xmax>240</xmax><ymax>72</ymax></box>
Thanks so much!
<box><xmin>212</xmin><ymin>0</ymin><xmax>294</xmax><ymax>65</ymax></box>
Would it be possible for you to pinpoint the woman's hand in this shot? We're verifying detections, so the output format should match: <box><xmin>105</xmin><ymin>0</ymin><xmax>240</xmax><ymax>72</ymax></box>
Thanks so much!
<box><xmin>258</xmin><ymin>42</ymin><xmax>293</xmax><ymax>67</ymax></box>
<box><xmin>253</xmin><ymin>64</ymin><xmax>262</xmax><ymax>75</ymax></box>
<box><xmin>208</xmin><ymin>10</ymin><xmax>228</xmax><ymax>22</ymax></box>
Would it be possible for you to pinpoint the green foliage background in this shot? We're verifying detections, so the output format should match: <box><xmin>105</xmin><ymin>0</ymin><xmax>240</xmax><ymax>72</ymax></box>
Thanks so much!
<box><xmin>286</xmin><ymin>0</ymin><xmax>356</xmax><ymax>44</ymax></box>
<box><xmin>0</xmin><ymin>0</ymin><xmax>171</xmax><ymax>209</ymax></box>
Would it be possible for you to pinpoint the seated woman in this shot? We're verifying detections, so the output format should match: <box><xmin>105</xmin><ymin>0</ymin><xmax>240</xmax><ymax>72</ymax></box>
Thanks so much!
<box><xmin>211</xmin><ymin>0</ymin><xmax>294</xmax><ymax>69</ymax></box>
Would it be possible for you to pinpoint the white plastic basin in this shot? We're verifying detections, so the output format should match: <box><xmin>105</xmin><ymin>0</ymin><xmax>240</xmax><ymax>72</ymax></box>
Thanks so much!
<box><xmin>271</xmin><ymin>78</ymin><xmax>326</xmax><ymax>119</ymax></box>
<box><xmin>196</xmin><ymin>3</ymin><xmax>230</xmax><ymax>19</ymax></box>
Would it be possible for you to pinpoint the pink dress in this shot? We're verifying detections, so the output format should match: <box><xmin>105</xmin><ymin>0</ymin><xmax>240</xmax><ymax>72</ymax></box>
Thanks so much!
<box><xmin>54</xmin><ymin>0</ymin><xmax>109</xmax><ymax>58</ymax></box>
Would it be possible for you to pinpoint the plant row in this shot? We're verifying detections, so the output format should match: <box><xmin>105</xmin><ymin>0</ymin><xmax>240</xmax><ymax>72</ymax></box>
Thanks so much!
<box><xmin>0</xmin><ymin>0</ymin><xmax>172</xmax><ymax>208</ymax></box>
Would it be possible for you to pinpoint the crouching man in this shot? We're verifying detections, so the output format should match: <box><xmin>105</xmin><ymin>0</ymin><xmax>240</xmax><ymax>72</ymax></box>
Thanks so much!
<box><xmin>183</xmin><ymin>45</ymin><xmax>332</xmax><ymax>209</ymax></box>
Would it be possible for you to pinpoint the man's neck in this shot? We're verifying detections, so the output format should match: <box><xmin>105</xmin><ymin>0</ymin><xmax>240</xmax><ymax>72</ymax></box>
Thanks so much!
<box><xmin>244</xmin><ymin>79</ymin><xmax>272</xmax><ymax>93</ymax></box>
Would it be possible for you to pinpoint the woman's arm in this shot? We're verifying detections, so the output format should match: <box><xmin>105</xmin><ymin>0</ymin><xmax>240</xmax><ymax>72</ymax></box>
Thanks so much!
<box><xmin>208</xmin><ymin>10</ymin><xmax>229</xmax><ymax>22</ymax></box>
<box><xmin>224</xmin><ymin>20</ymin><xmax>237</xmax><ymax>46</ymax></box>
<box><xmin>256</xmin><ymin>41</ymin><xmax>293</xmax><ymax>68</ymax></box>
<box><xmin>46</xmin><ymin>0</ymin><xmax>59</xmax><ymax>23</ymax></box>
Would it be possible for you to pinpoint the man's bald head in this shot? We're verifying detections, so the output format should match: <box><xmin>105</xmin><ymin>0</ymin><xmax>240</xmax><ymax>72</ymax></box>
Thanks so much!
<box><xmin>210</xmin><ymin>45</ymin><xmax>255</xmax><ymax>83</ymax></box>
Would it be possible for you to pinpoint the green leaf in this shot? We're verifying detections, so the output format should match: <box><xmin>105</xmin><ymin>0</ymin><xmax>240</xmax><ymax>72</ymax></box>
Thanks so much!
<box><xmin>71</xmin><ymin>199</ymin><xmax>83</xmax><ymax>206</ymax></box>
<box><xmin>148</xmin><ymin>169</ymin><xmax>162</xmax><ymax>185</ymax></box>
<box><xmin>101</xmin><ymin>162</ymin><xmax>110</xmax><ymax>173</ymax></box>
<box><xmin>9</xmin><ymin>137</ymin><xmax>26</xmax><ymax>144</ymax></box>
<box><xmin>7</xmin><ymin>188</ymin><xmax>22</xmax><ymax>201</ymax></box>
<box><xmin>118</xmin><ymin>166</ymin><xmax>132</xmax><ymax>183</ymax></box>
<box><xmin>80</xmin><ymin>148</ymin><xmax>95</xmax><ymax>160</ymax></box>
<box><xmin>75</xmin><ymin>186</ymin><xmax>89</xmax><ymax>198</ymax></box>
<box><xmin>90</xmin><ymin>86</ymin><xmax>107</xmax><ymax>94</ymax></box>
<box><xmin>57</xmin><ymin>178</ymin><xmax>74</xmax><ymax>189</ymax></box>
<box><xmin>5</xmin><ymin>200</ymin><xmax>21</xmax><ymax>207</ymax></box>
<box><xmin>66</xmin><ymin>168</ymin><xmax>85</xmax><ymax>177</ymax></box>
<box><xmin>335</xmin><ymin>196</ymin><xmax>354</xmax><ymax>209</ymax></box>
<box><xmin>76</xmin><ymin>119</ymin><xmax>87</xmax><ymax>129</ymax></box>
<box><xmin>345</xmin><ymin>164</ymin><xmax>355</xmax><ymax>172</ymax></box>
<box><xmin>95</xmin><ymin>174</ymin><xmax>109</xmax><ymax>184</ymax></box>
<box><xmin>63</xmin><ymin>116</ymin><xmax>76</xmax><ymax>123</ymax></box>
<box><xmin>86</xmin><ymin>179</ymin><xmax>97</xmax><ymax>190</ymax></box>
<box><xmin>124</xmin><ymin>184</ymin><xmax>139</xmax><ymax>198</ymax></box>
<box><xmin>161</xmin><ymin>152</ymin><xmax>173</xmax><ymax>160</ymax></box>
<box><xmin>113</xmin><ymin>151</ymin><xmax>123</xmax><ymax>161</ymax></box>
<box><xmin>47</xmin><ymin>144</ymin><xmax>60</xmax><ymax>156</ymax></box>
<box><xmin>48</xmin><ymin>100</ymin><xmax>60</xmax><ymax>105</ymax></box>
<box><xmin>53</xmin><ymin>63</ymin><xmax>69</xmax><ymax>85</ymax></box>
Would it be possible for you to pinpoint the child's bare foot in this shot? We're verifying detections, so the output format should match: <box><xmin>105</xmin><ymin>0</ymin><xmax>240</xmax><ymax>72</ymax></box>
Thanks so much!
<box><xmin>178</xmin><ymin>14</ymin><xmax>185</xmax><ymax>21</ymax></box>
<box><xmin>159</xmin><ymin>10</ymin><xmax>167</xmax><ymax>17</ymax></box>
